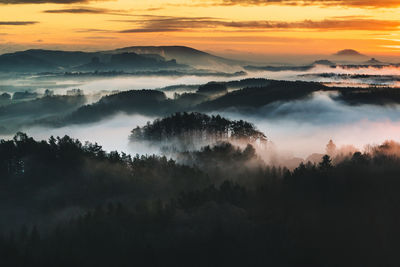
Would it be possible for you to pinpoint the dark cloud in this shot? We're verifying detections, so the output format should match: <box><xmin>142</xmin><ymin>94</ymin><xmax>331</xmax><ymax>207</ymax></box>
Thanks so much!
<box><xmin>145</xmin><ymin>7</ymin><xmax>163</xmax><ymax>11</ymax></box>
<box><xmin>223</xmin><ymin>19</ymin><xmax>400</xmax><ymax>31</ymax></box>
<box><xmin>217</xmin><ymin>0</ymin><xmax>400</xmax><ymax>8</ymax></box>
<box><xmin>44</xmin><ymin>7</ymin><xmax>108</xmax><ymax>13</ymax></box>
<box><xmin>0</xmin><ymin>21</ymin><xmax>38</xmax><ymax>25</ymax></box>
<box><xmin>118</xmin><ymin>16</ymin><xmax>400</xmax><ymax>33</ymax></box>
<box><xmin>43</xmin><ymin>7</ymin><xmax>135</xmax><ymax>16</ymax></box>
<box><xmin>120</xmin><ymin>28</ymin><xmax>181</xmax><ymax>33</ymax></box>
<box><xmin>75</xmin><ymin>28</ymin><xmax>112</xmax><ymax>32</ymax></box>
<box><xmin>0</xmin><ymin>0</ymin><xmax>106</xmax><ymax>4</ymax></box>
<box><xmin>85</xmin><ymin>36</ymin><xmax>118</xmax><ymax>39</ymax></box>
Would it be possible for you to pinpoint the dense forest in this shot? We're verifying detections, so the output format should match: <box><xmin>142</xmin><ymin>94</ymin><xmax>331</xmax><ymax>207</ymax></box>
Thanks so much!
<box><xmin>0</xmin><ymin>95</ymin><xmax>86</xmax><ymax>134</ymax></box>
<box><xmin>3</xmin><ymin>78</ymin><xmax>400</xmax><ymax>132</ymax></box>
<box><xmin>129</xmin><ymin>112</ymin><xmax>267</xmax><ymax>150</ymax></box>
<box><xmin>1</xmin><ymin>132</ymin><xmax>400</xmax><ymax>266</ymax></box>
<box><xmin>38</xmin><ymin>79</ymin><xmax>327</xmax><ymax>127</ymax></box>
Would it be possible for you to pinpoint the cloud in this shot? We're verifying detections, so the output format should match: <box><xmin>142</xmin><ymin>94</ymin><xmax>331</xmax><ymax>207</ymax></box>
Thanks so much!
<box><xmin>217</xmin><ymin>0</ymin><xmax>400</xmax><ymax>8</ymax></box>
<box><xmin>75</xmin><ymin>28</ymin><xmax>112</xmax><ymax>33</ymax></box>
<box><xmin>223</xmin><ymin>19</ymin><xmax>400</xmax><ymax>31</ymax></box>
<box><xmin>0</xmin><ymin>21</ymin><xmax>38</xmax><ymax>25</ymax></box>
<box><xmin>117</xmin><ymin>16</ymin><xmax>400</xmax><ymax>33</ymax></box>
<box><xmin>44</xmin><ymin>7</ymin><xmax>108</xmax><ymax>13</ymax></box>
<box><xmin>85</xmin><ymin>36</ymin><xmax>118</xmax><ymax>39</ymax></box>
<box><xmin>43</xmin><ymin>7</ymin><xmax>134</xmax><ymax>16</ymax></box>
<box><xmin>0</xmin><ymin>0</ymin><xmax>107</xmax><ymax>4</ymax></box>
<box><xmin>119</xmin><ymin>28</ymin><xmax>182</xmax><ymax>33</ymax></box>
<box><xmin>144</xmin><ymin>7</ymin><xmax>163</xmax><ymax>11</ymax></box>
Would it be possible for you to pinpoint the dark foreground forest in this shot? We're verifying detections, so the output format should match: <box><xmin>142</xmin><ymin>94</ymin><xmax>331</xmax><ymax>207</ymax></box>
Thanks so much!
<box><xmin>1</xmin><ymin>132</ymin><xmax>400</xmax><ymax>267</ymax></box>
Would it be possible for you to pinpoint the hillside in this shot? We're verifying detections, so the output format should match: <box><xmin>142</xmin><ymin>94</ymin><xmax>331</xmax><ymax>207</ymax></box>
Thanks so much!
<box><xmin>106</xmin><ymin>45</ymin><xmax>242</xmax><ymax>69</ymax></box>
<box><xmin>0</xmin><ymin>46</ymin><xmax>241</xmax><ymax>72</ymax></box>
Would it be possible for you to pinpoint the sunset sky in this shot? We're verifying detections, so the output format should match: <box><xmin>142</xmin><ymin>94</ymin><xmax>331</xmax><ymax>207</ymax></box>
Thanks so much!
<box><xmin>1</xmin><ymin>0</ymin><xmax>400</xmax><ymax>56</ymax></box>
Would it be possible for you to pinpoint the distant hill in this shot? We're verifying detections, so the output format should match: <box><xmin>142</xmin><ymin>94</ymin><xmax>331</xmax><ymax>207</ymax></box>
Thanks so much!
<box><xmin>63</xmin><ymin>90</ymin><xmax>172</xmax><ymax>124</ymax></box>
<box><xmin>333</xmin><ymin>49</ymin><xmax>367</xmax><ymax>58</ymax></box>
<box><xmin>244</xmin><ymin>65</ymin><xmax>313</xmax><ymax>72</ymax></box>
<box><xmin>0</xmin><ymin>49</ymin><xmax>182</xmax><ymax>73</ymax></box>
<box><xmin>0</xmin><ymin>49</ymin><xmax>105</xmax><ymax>71</ymax></box>
<box><xmin>105</xmin><ymin>46</ymin><xmax>242</xmax><ymax>70</ymax></box>
<box><xmin>365</xmin><ymin>58</ymin><xmax>385</xmax><ymax>65</ymax></box>
<box><xmin>0</xmin><ymin>52</ymin><xmax>57</xmax><ymax>72</ymax></box>
<box><xmin>76</xmin><ymin>52</ymin><xmax>182</xmax><ymax>71</ymax></box>
<box><xmin>197</xmin><ymin>80</ymin><xmax>325</xmax><ymax>111</ymax></box>
<box><xmin>0</xmin><ymin>95</ymin><xmax>86</xmax><ymax>134</ymax></box>
<box><xmin>313</xmin><ymin>59</ymin><xmax>336</xmax><ymax>66</ymax></box>
<box><xmin>0</xmin><ymin>49</ymin><xmax>105</xmax><ymax>72</ymax></box>
<box><xmin>0</xmin><ymin>46</ymin><xmax>241</xmax><ymax>73</ymax></box>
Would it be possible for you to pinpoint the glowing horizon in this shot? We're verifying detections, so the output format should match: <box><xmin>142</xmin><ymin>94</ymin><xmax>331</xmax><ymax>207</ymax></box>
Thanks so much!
<box><xmin>1</xmin><ymin>0</ymin><xmax>400</xmax><ymax>56</ymax></box>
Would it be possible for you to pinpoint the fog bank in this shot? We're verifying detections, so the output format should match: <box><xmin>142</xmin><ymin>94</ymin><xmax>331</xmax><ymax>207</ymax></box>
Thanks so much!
<box><xmin>0</xmin><ymin>91</ymin><xmax>397</xmax><ymax>163</ymax></box>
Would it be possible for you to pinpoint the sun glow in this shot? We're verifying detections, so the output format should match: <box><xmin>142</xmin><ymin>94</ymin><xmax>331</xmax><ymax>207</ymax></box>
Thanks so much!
<box><xmin>0</xmin><ymin>0</ymin><xmax>400</xmax><ymax>55</ymax></box>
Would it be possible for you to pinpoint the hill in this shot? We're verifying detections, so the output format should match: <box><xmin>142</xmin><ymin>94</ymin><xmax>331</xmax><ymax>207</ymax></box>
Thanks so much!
<box><xmin>0</xmin><ymin>49</ymin><xmax>104</xmax><ymax>72</ymax></box>
<box><xmin>365</xmin><ymin>58</ymin><xmax>385</xmax><ymax>65</ymax></box>
<box><xmin>129</xmin><ymin>112</ymin><xmax>267</xmax><ymax>149</ymax></box>
<box><xmin>334</xmin><ymin>49</ymin><xmax>366</xmax><ymax>57</ymax></box>
<box><xmin>0</xmin><ymin>46</ymin><xmax>241</xmax><ymax>72</ymax></box>
<box><xmin>106</xmin><ymin>46</ymin><xmax>242</xmax><ymax>70</ymax></box>
<box><xmin>313</xmin><ymin>59</ymin><xmax>336</xmax><ymax>66</ymax></box>
<box><xmin>0</xmin><ymin>49</ymin><xmax>185</xmax><ymax>73</ymax></box>
<box><xmin>197</xmin><ymin>80</ymin><xmax>326</xmax><ymax>111</ymax></box>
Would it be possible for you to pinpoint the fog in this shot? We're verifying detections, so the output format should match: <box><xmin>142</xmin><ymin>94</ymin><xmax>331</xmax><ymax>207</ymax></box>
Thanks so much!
<box><xmin>3</xmin><ymin>65</ymin><xmax>400</xmax><ymax>165</ymax></box>
<box><xmin>48</xmin><ymin>65</ymin><xmax>400</xmax><ymax>95</ymax></box>
<box><xmin>0</xmin><ymin>73</ymin><xmax>247</xmax><ymax>96</ymax></box>
<box><xmin>218</xmin><ymin>91</ymin><xmax>400</xmax><ymax>158</ymax></box>
<box><xmin>1</xmin><ymin>90</ymin><xmax>396</xmax><ymax>165</ymax></box>
<box><xmin>3</xmin><ymin>64</ymin><xmax>400</xmax><ymax>100</ymax></box>
<box><xmin>15</xmin><ymin>113</ymin><xmax>159</xmax><ymax>155</ymax></box>
<box><xmin>254</xmin><ymin>65</ymin><xmax>400</xmax><ymax>87</ymax></box>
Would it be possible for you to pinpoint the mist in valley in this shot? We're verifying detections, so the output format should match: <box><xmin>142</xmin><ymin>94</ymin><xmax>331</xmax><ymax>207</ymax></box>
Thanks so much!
<box><xmin>3</xmin><ymin>89</ymin><xmax>399</xmax><ymax>167</ymax></box>
<box><xmin>3</xmin><ymin>46</ymin><xmax>400</xmax><ymax>267</ymax></box>
<box><xmin>4</xmin><ymin>62</ymin><xmax>400</xmax><ymax>100</ymax></box>
<box><xmin>3</xmin><ymin>0</ymin><xmax>400</xmax><ymax>261</ymax></box>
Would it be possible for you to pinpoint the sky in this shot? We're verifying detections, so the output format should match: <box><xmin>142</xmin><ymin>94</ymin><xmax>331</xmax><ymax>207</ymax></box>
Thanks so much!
<box><xmin>1</xmin><ymin>0</ymin><xmax>400</xmax><ymax>56</ymax></box>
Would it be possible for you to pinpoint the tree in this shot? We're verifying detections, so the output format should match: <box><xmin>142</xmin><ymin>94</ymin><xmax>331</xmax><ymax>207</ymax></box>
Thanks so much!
<box><xmin>326</xmin><ymin>139</ymin><xmax>336</xmax><ymax>156</ymax></box>
<box><xmin>319</xmin><ymin>155</ymin><xmax>332</xmax><ymax>170</ymax></box>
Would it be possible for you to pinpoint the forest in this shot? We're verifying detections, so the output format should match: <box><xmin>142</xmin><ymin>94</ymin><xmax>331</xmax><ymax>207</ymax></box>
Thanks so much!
<box><xmin>1</xmin><ymin>130</ymin><xmax>400</xmax><ymax>266</ymax></box>
<box><xmin>4</xmin><ymin>78</ymin><xmax>400</xmax><ymax>134</ymax></box>
<box><xmin>129</xmin><ymin>112</ymin><xmax>267</xmax><ymax>149</ymax></box>
<box><xmin>3</xmin><ymin>3</ymin><xmax>400</xmax><ymax>265</ymax></box>
<box><xmin>2</xmin><ymin>77</ymin><xmax>400</xmax><ymax>267</ymax></box>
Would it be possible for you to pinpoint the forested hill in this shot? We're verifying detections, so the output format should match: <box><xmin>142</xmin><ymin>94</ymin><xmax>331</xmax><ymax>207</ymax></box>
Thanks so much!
<box><xmin>197</xmin><ymin>80</ymin><xmax>324</xmax><ymax>111</ymax></box>
<box><xmin>6</xmin><ymin>78</ymin><xmax>400</xmax><ymax>131</ymax></box>
<box><xmin>2</xmin><ymin>133</ymin><xmax>400</xmax><ymax>266</ymax></box>
<box><xmin>130</xmin><ymin>112</ymin><xmax>267</xmax><ymax>145</ymax></box>
<box><xmin>44</xmin><ymin>80</ymin><xmax>329</xmax><ymax>126</ymax></box>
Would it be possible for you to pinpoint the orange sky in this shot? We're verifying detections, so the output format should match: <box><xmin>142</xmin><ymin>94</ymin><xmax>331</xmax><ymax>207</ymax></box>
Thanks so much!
<box><xmin>0</xmin><ymin>0</ymin><xmax>400</xmax><ymax>55</ymax></box>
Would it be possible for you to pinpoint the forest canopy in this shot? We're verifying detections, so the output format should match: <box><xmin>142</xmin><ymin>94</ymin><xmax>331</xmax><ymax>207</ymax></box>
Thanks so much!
<box><xmin>129</xmin><ymin>112</ymin><xmax>267</xmax><ymax>149</ymax></box>
<box><xmin>2</xmin><ymin>133</ymin><xmax>400</xmax><ymax>266</ymax></box>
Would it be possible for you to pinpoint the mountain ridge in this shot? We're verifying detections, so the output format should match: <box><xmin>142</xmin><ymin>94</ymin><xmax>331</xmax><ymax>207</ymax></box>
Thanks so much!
<box><xmin>333</xmin><ymin>49</ymin><xmax>367</xmax><ymax>57</ymax></box>
<box><xmin>0</xmin><ymin>45</ymin><xmax>241</xmax><ymax>73</ymax></box>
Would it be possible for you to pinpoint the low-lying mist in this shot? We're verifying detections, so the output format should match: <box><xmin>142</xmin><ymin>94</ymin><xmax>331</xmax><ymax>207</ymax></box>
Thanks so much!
<box><xmin>0</xmin><ymin>73</ymin><xmax>248</xmax><ymax>97</ymax></box>
<box><xmin>16</xmin><ymin>114</ymin><xmax>158</xmax><ymax>155</ymax></box>
<box><xmin>3</xmin><ymin>64</ymin><xmax>400</xmax><ymax>102</ymax></box>
<box><xmin>252</xmin><ymin>64</ymin><xmax>400</xmax><ymax>87</ymax></box>
<box><xmin>218</xmin><ymin>91</ymin><xmax>400</xmax><ymax>158</ymax></box>
<box><xmin>44</xmin><ymin>65</ymin><xmax>400</xmax><ymax>95</ymax></box>
<box><xmin>4</xmin><ymin>91</ymin><xmax>399</xmax><ymax>167</ymax></box>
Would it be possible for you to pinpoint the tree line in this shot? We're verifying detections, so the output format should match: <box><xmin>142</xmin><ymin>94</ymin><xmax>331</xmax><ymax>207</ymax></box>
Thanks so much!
<box><xmin>130</xmin><ymin>112</ymin><xmax>267</xmax><ymax>146</ymax></box>
<box><xmin>1</xmin><ymin>133</ymin><xmax>400</xmax><ymax>266</ymax></box>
